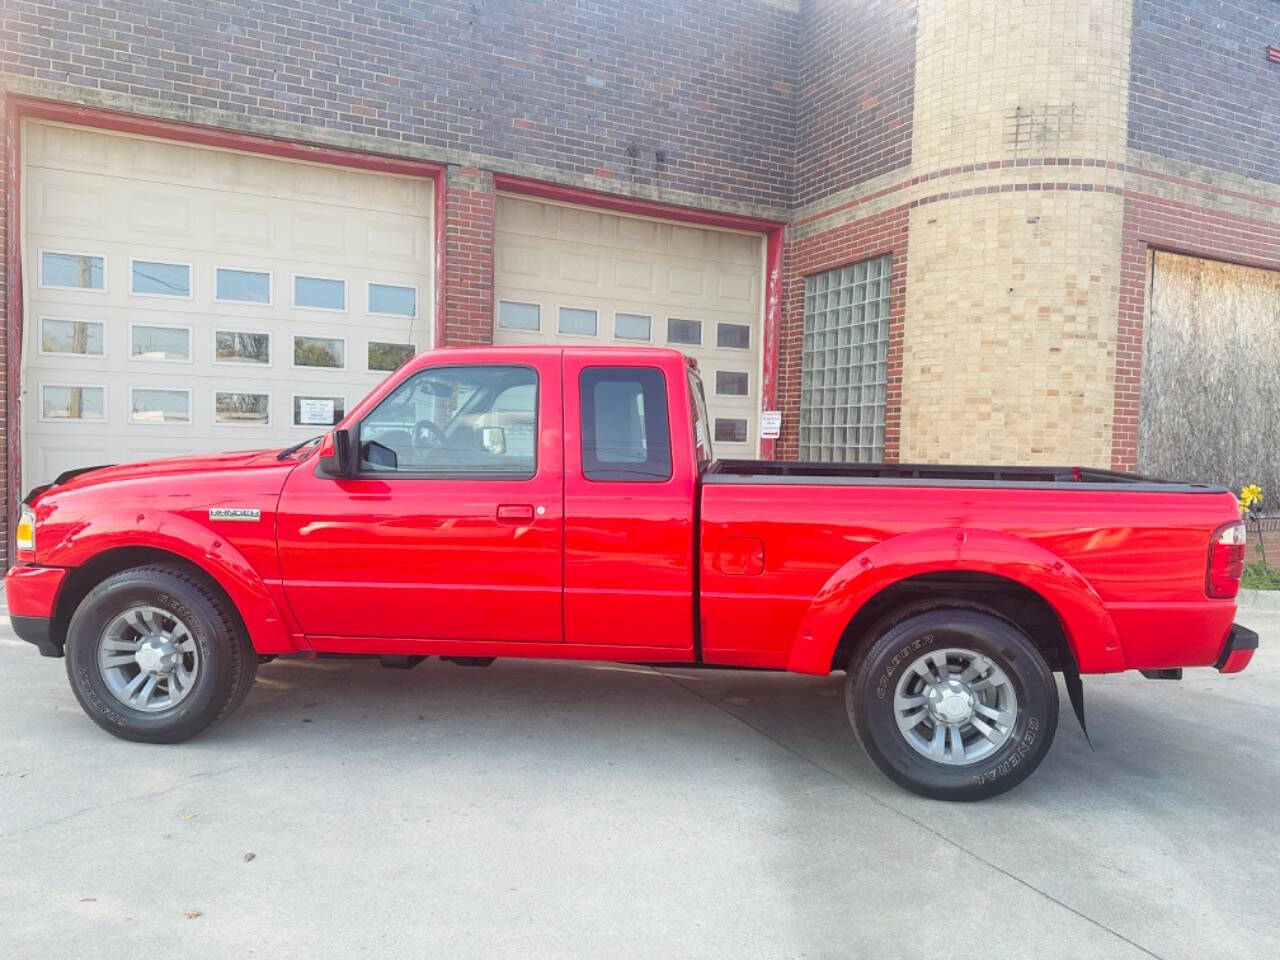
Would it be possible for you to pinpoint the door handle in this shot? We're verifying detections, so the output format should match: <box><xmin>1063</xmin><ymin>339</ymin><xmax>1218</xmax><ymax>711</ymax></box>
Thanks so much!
<box><xmin>496</xmin><ymin>503</ymin><xmax>535</xmax><ymax>522</ymax></box>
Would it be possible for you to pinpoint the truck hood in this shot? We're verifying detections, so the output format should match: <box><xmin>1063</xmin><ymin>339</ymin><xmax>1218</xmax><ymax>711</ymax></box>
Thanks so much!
<box><xmin>31</xmin><ymin>448</ymin><xmax>298</xmax><ymax>501</ymax></box>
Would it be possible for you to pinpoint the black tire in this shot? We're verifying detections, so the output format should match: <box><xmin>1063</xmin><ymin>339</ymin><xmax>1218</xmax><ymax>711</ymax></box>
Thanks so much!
<box><xmin>846</xmin><ymin>605</ymin><xmax>1058</xmax><ymax>801</ymax></box>
<box><xmin>64</xmin><ymin>564</ymin><xmax>257</xmax><ymax>743</ymax></box>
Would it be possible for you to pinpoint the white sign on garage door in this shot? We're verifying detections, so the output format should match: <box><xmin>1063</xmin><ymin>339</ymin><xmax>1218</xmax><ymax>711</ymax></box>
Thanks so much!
<box><xmin>493</xmin><ymin>195</ymin><xmax>764</xmax><ymax>455</ymax></box>
<box><xmin>20</xmin><ymin>120</ymin><xmax>433</xmax><ymax>488</ymax></box>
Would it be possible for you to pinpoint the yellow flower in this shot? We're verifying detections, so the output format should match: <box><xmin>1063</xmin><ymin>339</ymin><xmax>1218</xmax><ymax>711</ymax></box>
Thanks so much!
<box><xmin>1239</xmin><ymin>484</ymin><xmax>1263</xmax><ymax>513</ymax></box>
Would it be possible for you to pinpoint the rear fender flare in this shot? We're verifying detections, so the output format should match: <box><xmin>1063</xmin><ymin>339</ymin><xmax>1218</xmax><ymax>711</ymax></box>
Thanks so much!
<box><xmin>41</xmin><ymin>510</ymin><xmax>303</xmax><ymax>654</ymax></box>
<box><xmin>786</xmin><ymin>527</ymin><xmax>1124</xmax><ymax>675</ymax></box>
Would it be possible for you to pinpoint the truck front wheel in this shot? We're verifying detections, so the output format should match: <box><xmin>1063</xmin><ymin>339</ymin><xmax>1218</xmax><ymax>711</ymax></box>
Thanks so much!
<box><xmin>846</xmin><ymin>607</ymin><xmax>1058</xmax><ymax>801</ymax></box>
<box><xmin>64</xmin><ymin>564</ymin><xmax>257</xmax><ymax>743</ymax></box>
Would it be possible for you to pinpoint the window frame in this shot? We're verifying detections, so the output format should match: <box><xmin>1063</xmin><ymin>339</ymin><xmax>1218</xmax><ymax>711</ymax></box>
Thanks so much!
<box><xmin>715</xmin><ymin>321</ymin><xmax>752</xmax><ymax>351</ymax></box>
<box><xmin>213</xmin><ymin>265</ymin><xmax>274</xmax><ymax>306</ymax></box>
<box><xmin>128</xmin><ymin>322</ymin><xmax>194</xmax><ymax>365</ymax></box>
<box><xmin>212</xmin><ymin>391</ymin><xmax>273</xmax><ymax>428</ymax></box>
<box><xmin>366</xmin><ymin>340</ymin><xmax>417</xmax><ymax>374</ymax></box>
<box><xmin>352</xmin><ymin>362</ymin><xmax>541</xmax><ymax>481</ymax></box>
<box><xmin>37</xmin><ymin>315</ymin><xmax>107</xmax><ymax>360</ymax></box>
<box><xmin>291</xmin><ymin>334</ymin><xmax>348</xmax><ymax>372</ymax></box>
<box><xmin>213</xmin><ymin>328</ymin><xmax>273</xmax><ymax>367</ymax></box>
<box><xmin>713</xmin><ymin>369</ymin><xmax>750</xmax><ymax>397</ymax></box>
<box><xmin>37</xmin><ymin>382</ymin><xmax>108</xmax><ymax>424</ymax></box>
<box><xmin>613</xmin><ymin>312</ymin><xmax>652</xmax><ymax>342</ymax></box>
<box><xmin>366</xmin><ymin>281</ymin><xmax>419</xmax><ymax>319</ymax></box>
<box><xmin>496</xmin><ymin>300</ymin><xmax>542</xmax><ymax>333</ymax></box>
<box><xmin>665</xmin><ymin>316</ymin><xmax>703</xmax><ymax>347</ymax></box>
<box><xmin>713</xmin><ymin>417</ymin><xmax>750</xmax><ymax>446</ymax></box>
<box><xmin>292</xmin><ymin>393</ymin><xmax>348</xmax><ymax>429</ymax></box>
<box><xmin>129</xmin><ymin>257</ymin><xmax>194</xmax><ymax>300</ymax></box>
<box><xmin>556</xmin><ymin>304</ymin><xmax>599</xmax><ymax>338</ymax></box>
<box><xmin>38</xmin><ymin>249</ymin><xmax>108</xmax><ymax>293</ymax></box>
<box><xmin>292</xmin><ymin>273</ymin><xmax>349</xmax><ymax>313</ymax></box>
<box><xmin>579</xmin><ymin>365</ymin><xmax>673</xmax><ymax>484</ymax></box>
<box><xmin>129</xmin><ymin>386</ymin><xmax>194</xmax><ymax>426</ymax></box>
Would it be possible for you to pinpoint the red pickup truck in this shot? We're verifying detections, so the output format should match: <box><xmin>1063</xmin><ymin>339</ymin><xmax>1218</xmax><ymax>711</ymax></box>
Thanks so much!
<box><xmin>6</xmin><ymin>346</ymin><xmax>1257</xmax><ymax>799</ymax></box>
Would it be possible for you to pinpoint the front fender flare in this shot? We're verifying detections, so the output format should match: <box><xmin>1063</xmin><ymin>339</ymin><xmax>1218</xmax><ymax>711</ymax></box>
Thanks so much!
<box><xmin>41</xmin><ymin>510</ymin><xmax>302</xmax><ymax>654</ymax></box>
<box><xmin>786</xmin><ymin>527</ymin><xmax>1124</xmax><ymax>675</ymax></box>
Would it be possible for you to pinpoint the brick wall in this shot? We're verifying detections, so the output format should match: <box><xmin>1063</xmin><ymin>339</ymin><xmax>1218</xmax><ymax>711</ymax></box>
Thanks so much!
<box><xmin>1129</xmin><ymin>0</ymin><xmax>1280</xmax><ymax>184</ymax></box>
<box><xmin>0</xmin><ymin>92</ymin><xmax>9</xmax><ymax>551</ymax></box>
<box><xmin>443</xmin><ymin>166</ymin><xmax>497</xmax><ymax>346</ymax></box>
<box><xmin>0</xmin><ymin>0</ymin><xmax>798</xmax><ymax>208</ymax></box>
<box><xmin>794</xmin><ymin>0</ymin><xmax>915</xmax><ymax>207</ymax></box>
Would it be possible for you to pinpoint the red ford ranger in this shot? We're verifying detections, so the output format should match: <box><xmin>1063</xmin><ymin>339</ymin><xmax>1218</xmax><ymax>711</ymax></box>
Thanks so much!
<box><xmin>6</xmin><ymin>346</ymin><xmax>1258</xmax><ymax>800</ymax></box>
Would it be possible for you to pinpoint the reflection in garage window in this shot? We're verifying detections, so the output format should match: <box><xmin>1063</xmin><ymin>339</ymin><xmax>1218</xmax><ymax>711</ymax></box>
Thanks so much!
<box><xmin>294</xmin><ymin>335</ymin><xmax>345</xmax><ymax>369</ymax></box>
<box><xmin>294</xmin><ymin>275</ymin><xmax>346</xmax><ymax>311</ymax></box>
<box><xmin>614</xmin><ymin>313</ymin><xmax>651</xmax><ymax>341</ymax></box>
<box><xmin>293</xmin><ymin>395</ymin><xmax>346</xmax><ymax>427</ymax></box>
<box><xmin>714</xmin><ymin>418</ymin><xmax>748</xmax><ymax>443</ymax></box>
<box><xmin>368</xmin><ymin>283</ymin><xmax>417</xmax><ymax>317</ymax></box>
<box><xmin>216</xmin><ymin>268</ymin><xmax>271</xmax><ymax>304</ymax></box>
<box><xmin>559</xmin><ymin>307</ymin><xmax>598</xmax><ymax>336</ymax></box>
<box><xmin>715</xmin><ymin>371</ymin><xmax>749</xmax><ymax>396</ymax></box>
<box><xmin>497</xmin><ymin>301</ymin><xmax>540</xmax><ymax>331</ymax></box>
<box><xmin>666</xmin><ymin>317</ymin><xmax>702</xmax><ymax>345</ymax></box>
<box><xmin>41</xmin><ymin>318</ymin><xmax>105</xmax><ymax>356</ymax></box>
<box><xmin>215</xmin><ymin>392</ymin><xmax>270</xmax><ymax>426</ymax></box>
<box><xmin>131</xmin><ymin>388</ymin><xmax>191</xmax><ymax>424</ymax></box>
<box><xmin>216</xmin><ymin>331</ymin><xmax>271</xmax><ymax>365</ymax></box>
<box><xmin>131</xmin><ymin>325</ymin><xmax>191</xmax><ymax>362</ymax></box>
<box><xmin>368</xmin><ymin>341</ymin><xmax>415</xmax><ymax>372</ymax></box>
<box><xmin>131</xmin><ymin>260</ymin><xmax>191</xmax><ymax>297</ymax></box>
<box><xmin>41</xmin><ymin>252</ymin><xmax>105</xmax><ymax>290</ymax></box>
<box><xmin>41</xmin><ymin>385</ymin><xmax>105</xmax><ymax>420</ymax></box>
<box><xmin>717</xmin><ymin>322</ymin><xmax>751</xmax><ymax>350</ymax></box>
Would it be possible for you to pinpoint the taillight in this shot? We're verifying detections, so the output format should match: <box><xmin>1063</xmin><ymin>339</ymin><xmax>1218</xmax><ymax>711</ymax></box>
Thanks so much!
<box><xmin>1207</xmin><ymin>520</ymin><xmax>1246</xmax><ymax>599</ymax></box>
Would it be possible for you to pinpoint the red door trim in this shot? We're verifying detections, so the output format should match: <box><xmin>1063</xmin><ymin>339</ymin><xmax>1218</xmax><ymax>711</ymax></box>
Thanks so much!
<box><xmin>3</xmin><ymin>94</ymin><xmax>447</xmax><ymax>557</ymax></box>
<box><xmin>492</xmin><ymin>174</ymin><xmax>785</xmax><ymax>458</ymax></box>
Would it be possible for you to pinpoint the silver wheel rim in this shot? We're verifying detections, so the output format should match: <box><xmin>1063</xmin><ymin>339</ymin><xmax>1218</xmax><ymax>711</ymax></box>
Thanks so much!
<box><xmin>893</xmin><ymin>647</ymin><xmax>1018</xmax><ymax>765</ymax></box>
<box><xmin>97</xmin><ymin>604</ymin><xmax>200</xmax><ymax>713</ymax></box>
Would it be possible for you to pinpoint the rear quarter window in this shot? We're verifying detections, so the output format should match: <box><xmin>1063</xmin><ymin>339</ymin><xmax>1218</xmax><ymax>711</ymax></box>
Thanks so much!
<box><xmin>580</xmin><ymin>367</ymin><xmax>672</xmax><ymax>482</ymax></box>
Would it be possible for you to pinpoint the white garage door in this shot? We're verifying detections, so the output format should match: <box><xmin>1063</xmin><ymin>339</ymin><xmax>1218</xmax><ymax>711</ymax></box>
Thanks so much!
<box><xmin>493</xmin><ymin>195</ymin><xmax>764</xmax><ymax>455</ymax></box>
<box><xmin>20</xmin><ymin>120</ymin><xmax>433</xmax><ymax>488</ymax></box>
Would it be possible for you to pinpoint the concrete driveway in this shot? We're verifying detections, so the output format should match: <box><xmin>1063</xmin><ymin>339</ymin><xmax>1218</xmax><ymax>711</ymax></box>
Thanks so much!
<box><xmin>2</xmin><ymin>603</ymin><xmax>1277</xmax><ymax>960</ymax></box>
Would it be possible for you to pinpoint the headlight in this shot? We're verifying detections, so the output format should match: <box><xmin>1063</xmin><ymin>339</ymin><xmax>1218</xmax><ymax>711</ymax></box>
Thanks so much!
<box><xmin>15</xmin><ymin>506</ymin><xmax>35</xmax><ymax>553</ymax></box>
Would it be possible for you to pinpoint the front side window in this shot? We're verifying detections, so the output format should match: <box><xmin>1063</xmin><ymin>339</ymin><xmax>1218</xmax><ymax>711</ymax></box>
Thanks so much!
<box><xmin>358</xmin><ymin>364</ymin><xmax>537</xmax><ymax>477</ymax></box>
<box><xmin>800</xmin><ymin>254</ymin><xmax>891</xmax><ymax>462</ymax></box>
<box><xmin>580</xmin><ymin>367</ymin><xmax>671</xmax><ymax>482</ymax></box>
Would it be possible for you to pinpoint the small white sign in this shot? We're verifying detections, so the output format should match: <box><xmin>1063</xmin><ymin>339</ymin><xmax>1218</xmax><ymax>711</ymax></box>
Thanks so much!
<box><xmin>299</xmin><ymin>398</ymin><xmax>335</xmax><ymax>426</ymax></box>
<box><xmin>760</xmin><ymin>410</ymin><xmax>782</xmax><ymax>439</ymax></box>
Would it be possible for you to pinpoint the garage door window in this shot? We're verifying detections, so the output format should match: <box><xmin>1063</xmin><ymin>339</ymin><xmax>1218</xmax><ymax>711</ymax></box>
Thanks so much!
<box><xmin>368</xmin><ymin>283</ymin><xmax>416</xmax><ymax>318</ymax></box>
<box><xmin>41</xmin><ymin>384</ymin><xmax>105</xmax><ymax>421</ymax></box>
<box><xmin>131</xmin><ymin>259</ymin><xmax>191</xmax><ymax>298</ymax></box>
<box><xmin>294</xmin><ymin>395</ymin><xmax>346</xmax><ymax>427</ymax></box>
<box><xmin>40</xmin><ymin>318</ymin><xmax>104</xmax><ymax>357</ymax></box>
<box><xmin>666</xmin><ymin>318</ymin><xmax>702</xmax><ymax>346</ymax></box>
<box><xmin>215</xmin><ymin>330</ymin><xmax>271</xmax><ymax>365</ymax></box>
<box><xmin>614</xmin><ymin>313</ymin><xmax>651</xmax><ymax>341</ymax></box>
<box><xmin>368</xmin><ymin>341</ymin><xmax>415</xmax><ymax>372</ymax></box>
<box><xmin>498</xmin><ymin>301</ymin><xmax>540</xmax><ymax>332</ymax></box>
<box><xmin>215</xmin><ymin>268</ymin><xmax>271</xmax><ymax>304</ymax></box>
<box><xmin>714</xmin><ymin>418</ymin><xmax>748</xmax><ymax>444</ymax></box>
<box><xmin>580</xmin><ymin>367</ymin><xmax>672</xmax><ymax>482</ymax></box>
<box><xmin>131</xmin><ymin>325</ymin><xmax>191</xmax><ymax>363</ymax></box>
<box><xmin>215</xmin><ymin>392</ymin><xmax>270</xmax><ymax>426</ymax></box>
<box><xmin>131</xmin><ymin>388</ymin><xmax>191</xmax><ymax>424</ymax></box>
<box><xmin>800</xmin><ymin>255</ymin><xmax>891</xmax><ymax>462</ymax></box>
<box><xmin>559</xmin><ymin>307</ymin><xmax>598</xmax><ymax>337</ymax></box>
<box><xmin>40</xmin><ymin>251</ymin><xmax>105</xmax><ymax>291</ymax></box>
<box><xmin>294</xmin><ymin>275</ymin><xmax>346</xmax><ymax>311</ymax></box>
<box><xmin>716</xmin><ymin>323</ymin><xmax>751</xmax><ymax>350</ymax></box>
<box><xmin>715</xmin><ymin>371</ymin><xmax>749</xmax><ymax>396</ymax></box>
<box><xmin>293</xmin><ymin>336</ymin><xmax>346</xmax><ymax>370</ymax></box>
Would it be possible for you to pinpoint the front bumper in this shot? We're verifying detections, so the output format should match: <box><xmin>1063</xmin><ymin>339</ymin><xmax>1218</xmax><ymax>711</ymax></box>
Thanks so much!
<box><xmin>5</xmin><ymin>564</ymin><xmax>67</xmax><ymax>657</ymax></box>
<box><xmin>1216</xmin><ymin>622</ymin><xmax>1259</xmax><ymax>674</ymax></box>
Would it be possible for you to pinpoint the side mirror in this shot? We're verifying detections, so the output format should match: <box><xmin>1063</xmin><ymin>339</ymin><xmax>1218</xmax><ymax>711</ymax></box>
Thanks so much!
<box><xmin>317</xmin><ymin>428</ymin><xmax>352</xmax><ymax>477</ymax></box>
<box><xmin>481</xmin><ymin>426</ymin><xmax>507</xmax><ymax>455</ymax></box>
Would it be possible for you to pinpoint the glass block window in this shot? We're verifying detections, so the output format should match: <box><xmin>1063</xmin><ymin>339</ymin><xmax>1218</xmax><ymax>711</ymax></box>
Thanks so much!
<box><xmin>800</xmin><ymin>255</ymin><xmax>891</xmax><ymax>462</ymax></box>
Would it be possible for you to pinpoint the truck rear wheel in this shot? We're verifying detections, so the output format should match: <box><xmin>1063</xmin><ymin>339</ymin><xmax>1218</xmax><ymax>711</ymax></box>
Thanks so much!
<box><xmin>846</xmin><ymin>606</ymin><xmax>1058</xmax><ymax>801</ymax></box>
<box><xmin>64</xmin><ymin>565</ymin><xmax>256</xmax><ymax>743</ymax></box>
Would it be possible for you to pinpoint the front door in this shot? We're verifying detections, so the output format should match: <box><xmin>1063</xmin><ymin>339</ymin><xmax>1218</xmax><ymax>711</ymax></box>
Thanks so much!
<box><xmin>277</xmin><ymin>356</ymin><xmax>563</xmax><ymax>643</ymax></box>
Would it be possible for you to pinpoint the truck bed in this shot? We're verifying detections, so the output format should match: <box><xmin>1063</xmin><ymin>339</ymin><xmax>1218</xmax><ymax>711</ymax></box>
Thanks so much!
<box><xmin>705</xmin><ymin>459</ymin><xmax>1225</xmax><ymax>492</ymax></box>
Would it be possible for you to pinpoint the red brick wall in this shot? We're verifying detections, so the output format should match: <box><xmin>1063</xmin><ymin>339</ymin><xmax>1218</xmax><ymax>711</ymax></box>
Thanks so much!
<box><xmin>1</xmin><ymin>92</ymin><xmax>10</xmax><ymax>553</ymax></box>
<box><xmin>442</xmin><ymin>167</ymin><xmax>496</xmax><ymax>347</ymax></box>
<box><xmin>776</xmin><ymin>205</ymin><xmax>910</xmax><ymax>461</ymax></box>
<box><xmin>1112</xmin><ymin>187</ymin><xmax>1280</xmax><ymax>470</ymax></box>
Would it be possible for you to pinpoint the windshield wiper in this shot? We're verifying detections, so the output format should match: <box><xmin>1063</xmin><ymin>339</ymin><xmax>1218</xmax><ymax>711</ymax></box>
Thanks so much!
<box><xmin>276</xmin><ymin>436</ymin><xmax>322</xmax><ymax>460</ymax></box>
